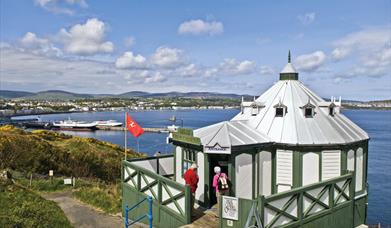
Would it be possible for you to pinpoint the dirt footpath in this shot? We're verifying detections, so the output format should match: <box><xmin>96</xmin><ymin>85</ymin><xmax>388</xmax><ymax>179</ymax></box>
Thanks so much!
<box><xmin>42</xmin><ymin>191</ymin><xmax>124</xmax><ymax>228</ymax></box>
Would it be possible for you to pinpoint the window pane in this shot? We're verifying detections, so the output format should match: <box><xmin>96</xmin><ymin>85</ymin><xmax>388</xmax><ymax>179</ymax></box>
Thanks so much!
<box><xmin>276</xmin><ymin>108</ymin><xmax>284</xmax><ymax>117</ymax></box>
<box><xmin>305</xmin><ymin>108</ymin><xmax>313</xmax><ymax>117</ymax></box>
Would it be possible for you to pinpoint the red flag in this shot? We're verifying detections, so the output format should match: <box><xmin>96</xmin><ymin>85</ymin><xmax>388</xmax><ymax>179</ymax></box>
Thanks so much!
<box><xmin>126</xmin><ymin>113</ymin><xmax>144</xmax><ymax>137</ymax></box>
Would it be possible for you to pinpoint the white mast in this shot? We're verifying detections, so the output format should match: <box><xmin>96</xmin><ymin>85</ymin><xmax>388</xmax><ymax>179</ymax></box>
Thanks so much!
<box><xmin>124</xmin><ymin>112</ymin><xmax>127</xmax><ymax>160</ymax></box>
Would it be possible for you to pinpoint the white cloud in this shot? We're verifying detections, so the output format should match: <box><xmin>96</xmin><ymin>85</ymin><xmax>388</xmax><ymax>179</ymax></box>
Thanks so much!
<box><xmin>298</xmin><ymin>12</ymin><xmax>316</xmax><ymax>25</ymax></box>
<box><xmin>34</xmin><ymin>0</ymin><xmax>87</xmax><ymax>15</ymax></box>
<box><xmin>124</xmin><ymin>70</ymin><xmax>166</xmax><ymax>84</ymax></box>
<box><xmin>341</xmin><ymin>48</ymin><xmax>391</xmax><ymax>78</ymax></box>
<box><xmin>295</xmin><ymin>51</ymin><xmax>326</xmax><ymax>72</ymax></box>
<box><xmin>331</xmin><ymin>27</ymin><xmax>390</xmax><ymax>79</ymax></box>
<box><xmin>205</xmin><ymin>58</ymin><xmax>256</xmax><ymax>77</ymax></box>
<box><xmin>331</xmin><ymin>47</ymin><xmax>350</xmax><ymax>60</ymax></box>
<box><xmin>115</xmin><ymin>52</ymin><xmax>147</xmax><ymax>69</ymax></box>
<box><xmin>65</xmin><ymin>0</ymin><xmax>87</xmax><ymax>7</ymax></box>
<box><xmin>19</xmin><ymin>32</ymin><xmax>62</xmax><ymax>56</ymax></box>
<box><xmin>331</xmin><ymin>27</ymin><xmax>390</xmax><ymax>60</ymax></box>
<box><xmin>178</xmin><ymin>19</ymin><xmax>223</xmax><ymax>36</ymax></box>
<box><xmin>124</xmin><ymin>36</ymin><xmax>135</xmax><ymax>48</ymax></box>
<box><xmin>259</xmin><ymin>66</ymin><xmax>274</xmax><ymax>75</ymax></box>
<box><xmin>0</xmin><ymin>45</ymin><xmax>124</xmax><ymax>92</ymax></box>
<box><xmin>151</xmin><ymin>46</ymin><xmax>184</xmax><ymax>68</ymax></box>
<box><xmin>144</xmin><ymin>72</ymin><xmax>166</xmax><ymax>83</ymax></box>
<box><xmin>20</xmin><ymin>32</ymin><xmax>50</xmax><ymax>48</ymax></box>
<box><xmin>177</xmin><ymin>64</ymin><xmax>200</xmax><ymax>77</ymax></box>
<box><xmin>59</xmin><ymin>18</ymin><xmax>114</xmax><ymax>55</ymax></box>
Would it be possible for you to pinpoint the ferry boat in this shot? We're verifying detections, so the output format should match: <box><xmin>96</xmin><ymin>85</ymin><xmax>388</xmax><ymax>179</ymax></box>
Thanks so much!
<box><xmin>94</xmin><ymin>120</ymin><xmax>123</xmax><ymax>127</ymax></box>
<box><xmin>52</xmin><ymin>118</ymin><xmax>97</xmax><ymax>131</ymax></box>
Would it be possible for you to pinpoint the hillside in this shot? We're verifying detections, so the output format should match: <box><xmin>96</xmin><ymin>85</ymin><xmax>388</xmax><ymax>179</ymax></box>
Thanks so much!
<box><xmin>0</xmin><ymin>126</ymin><xmax>143</xmax><ymax>181</ymax></box>
<box><xmin>19</xmin><ymin>90</ymin><xmax>93</xmax><ymax>101</ymax></box>
<box><xmin>0</xmin><ymin>89</ymin><xmax>251</xmax><ymax>100</ymax></box>
<box><xmin>0</xmin><ymin>90</ymin><xmax>34</xmax><ymax>99</ymax></box>
<box><xmin>0</xmin><ymin>181</ymin><xmax>72</xmax><ymax>227</ymax></box>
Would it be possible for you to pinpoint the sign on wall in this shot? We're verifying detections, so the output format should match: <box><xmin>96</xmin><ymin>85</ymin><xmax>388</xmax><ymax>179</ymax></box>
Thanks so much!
<box><xmin>204</xmin><ymin>143</ymin><xmax>231</xmax><ymax>154</ymax></box>
<box><xmin>222</xmin><ymin>196</ymin><xmax>239</xmax><ymax>220</ymax></box>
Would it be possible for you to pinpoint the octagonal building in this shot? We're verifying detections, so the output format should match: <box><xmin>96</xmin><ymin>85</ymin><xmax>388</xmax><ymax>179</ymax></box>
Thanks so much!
<box><xmin>122</xmin><ymin>52</ymin><xmax>370</xmax><ymax>228</ymax></box>
<box><xmin>171</xmin><ymin>52</ymin><xmax>369</xmax><ymax>227</ymax></box>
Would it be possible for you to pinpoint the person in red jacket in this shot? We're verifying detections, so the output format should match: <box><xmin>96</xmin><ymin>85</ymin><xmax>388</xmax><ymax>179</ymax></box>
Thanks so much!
<box><xmin>183</xmin><ymin>163</ymin><xmax>199</xmax><ymax>215</ymax></box>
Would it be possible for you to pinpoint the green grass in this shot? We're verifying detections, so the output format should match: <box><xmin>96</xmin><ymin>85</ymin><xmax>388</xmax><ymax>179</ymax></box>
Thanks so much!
<box><xmin>73</xmin><ymin>185</ymin><xmax>121</xmax><ymax>214</ymax></box>
<box><xmin>12</xmin><ymin>173</ymin><xmax>121</xmax><ymax>215</ymax></box>
<box><xmin>16</xmin><ymin>177</ymin><xmax>72</xmax><ymax>192</ymax></box>
<box><xmin>0</xmin><ymin>183</ymin><xmax>72</xmax><ymax>228</ymax></box>
<box><xmin>0</xmin><ymin>126</ymin><xmax>144</xmax><ymax>182</ymax></box>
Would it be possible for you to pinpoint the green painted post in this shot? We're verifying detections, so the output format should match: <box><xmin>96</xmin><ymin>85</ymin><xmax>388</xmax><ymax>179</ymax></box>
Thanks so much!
<box><xmin>293</xmin><ymin>151</ymin><xmax>302</xmax><ymax>188</ymax></box>
<box><xmin>252</xmin><ymin>151</ymin><xmax>256</xmax><ymax>199</ymax></box>
<box><xmin>230</xmin><ymin>155</ymin><xmax>236</xmax><ymax>197</ymax></box>
<box><xmin>259</xmin><ymin>195</ymin><xmax>265</xmax><ymax>227</ymax></box>
<box><xmin>329</xmin><ymin>183</ymin><xmax>334</xmax><ymax>210</ymax></box>
<box><xmin>298</xmin><ymin>192</ymin><xmax>303</xmax><ymax>226</ymax></box>
<box><xmin>185</xmin><ymin>185</ymin><xmax>192</xmax><ymax>224</ymax></box>
<box><xmin>173</xmin><ymin>146</ymin><xmax>177</xmax><ymax>181</ymax></box>
<box><xmin>204</xmin><ymin>153</ymin><xmax>210</xmax><ymax>207</ymax></box>
<box><xmin>341</xmin><ymin>149</ymin><xmax>347</xmax><ymax>174</ymax></box>
<box><xmin>272</xmin><ymin>150</ymin><xmax>277</xmax><ymax>194</ymax></box>
<box><xmin>350</xmin><ymin>171</ymin><xmax>356</xmax><ymax>227</ymax></box>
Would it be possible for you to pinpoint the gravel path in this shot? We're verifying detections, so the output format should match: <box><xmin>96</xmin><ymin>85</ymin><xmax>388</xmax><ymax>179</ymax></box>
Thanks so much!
<box><xmin>42</xmin><ymin>191</ymin><xmax>124</xmax><ymax>228</ymax></box>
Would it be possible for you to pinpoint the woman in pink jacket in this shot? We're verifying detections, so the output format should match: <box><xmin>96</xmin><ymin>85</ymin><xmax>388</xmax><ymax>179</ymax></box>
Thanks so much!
<box><xmin>212</xmin><ymin>166</ymin><xmax>229</xmax><ymax>216</ymax></box>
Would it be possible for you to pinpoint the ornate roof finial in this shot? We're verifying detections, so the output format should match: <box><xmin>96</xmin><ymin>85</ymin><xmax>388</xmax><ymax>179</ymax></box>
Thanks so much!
<box><xmin>288</xmin><ymin>50</ymin><xmax>291</xmax><ymax>63</ymax></box>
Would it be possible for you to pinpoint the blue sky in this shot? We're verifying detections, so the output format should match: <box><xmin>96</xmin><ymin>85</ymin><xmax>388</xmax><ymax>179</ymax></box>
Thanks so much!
<box><xmin>0</xmin><ymin>0</ymin><xmax>390</xmax><ymax>101</ymax></box>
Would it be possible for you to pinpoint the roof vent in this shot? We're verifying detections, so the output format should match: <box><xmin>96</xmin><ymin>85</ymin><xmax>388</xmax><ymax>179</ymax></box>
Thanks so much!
<box><xmin>274</xmin><ymin>101</ymin><xmax>287</xmax><ymax>117</ymax></box>
<box><xmin>241</xmin><ymin>97</ymin><xmax>264</xmax><ymax>115</ymax></box>
<box><xmin>300</xmin><ymin>100</ymin><xmax>316</xmax><ymax>118</ymax></box>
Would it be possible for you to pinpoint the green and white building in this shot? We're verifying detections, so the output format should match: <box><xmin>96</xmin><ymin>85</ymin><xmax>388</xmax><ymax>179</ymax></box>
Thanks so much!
<box><xmin>122</xmin><ymin>53</ymin><xmax>369</xmax><ymax>228</ymax></box>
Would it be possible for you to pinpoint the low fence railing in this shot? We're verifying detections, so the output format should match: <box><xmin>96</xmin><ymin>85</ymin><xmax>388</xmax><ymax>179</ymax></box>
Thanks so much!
<box><xmin>124</xmin><ymin>196</ymin><xmax>153</xmax><ymax>228</ymax></box>
<box><xmin>127</xmin><ymin>154</ymin><xmax>174</xmax><ymax>177</ymax></box>
<box><xmin>258</xmin><ymin>172</ymin><xmax>355</xmax><ymax>228</ymax></box>
<box><xmin>122</xmin><ymin>159</ymin><xmax>191</xmax><ymax>227</ymax></box>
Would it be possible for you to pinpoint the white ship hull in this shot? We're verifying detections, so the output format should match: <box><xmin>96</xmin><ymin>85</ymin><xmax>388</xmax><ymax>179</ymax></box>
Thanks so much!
<box><xmin>94</xmin><ymin>120</ymin><xmax>123</xmax><ymax>127</ymax></box>
<box><xmin>52</xmin><ymin>120</ymin><xmax>97</xmax><ymax>131</ymax></box>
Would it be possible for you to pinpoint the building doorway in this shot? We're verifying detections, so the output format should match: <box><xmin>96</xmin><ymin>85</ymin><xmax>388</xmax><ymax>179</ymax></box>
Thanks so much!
<box><xmin>208</xmin><ymin>154</ymin><xmax>229</xmax><ymax>207</ymax></box>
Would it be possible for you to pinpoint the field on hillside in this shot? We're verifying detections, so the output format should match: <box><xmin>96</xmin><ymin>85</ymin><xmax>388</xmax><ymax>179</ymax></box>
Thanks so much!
<box><xmin>0</xmin><ymin>182</ymin><xmax>72</xmax><ymax>227</ymax></box>
<box><xmin>0</xmin><ymin>126</ymin><xmax>143</xmax><ymax>182</ymax></box>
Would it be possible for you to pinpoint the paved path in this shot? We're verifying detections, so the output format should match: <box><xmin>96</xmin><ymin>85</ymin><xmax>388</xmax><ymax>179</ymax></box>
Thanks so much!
<box><xmin>42</xmin><ymin>191</ymin><xmax>125</xmax><ymax>228</ymax></box>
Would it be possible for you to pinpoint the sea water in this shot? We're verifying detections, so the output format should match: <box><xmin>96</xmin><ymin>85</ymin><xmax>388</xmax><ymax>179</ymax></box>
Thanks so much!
<box><xmin>30</xmin><ymin>109</ymin><xmax>391</xmax><ymax>224</ymax></box>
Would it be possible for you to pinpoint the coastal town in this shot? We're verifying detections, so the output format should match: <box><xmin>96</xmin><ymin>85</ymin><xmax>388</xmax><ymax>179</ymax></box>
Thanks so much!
<box><xmin>1</xmin><ymin>96</ymin><xmax>390</xmax><ymax>117</ymax></box>
<box><xmin>0</xmin><ymin>96</ymin><xmax>241</xmax><ymax>117</ymax></box>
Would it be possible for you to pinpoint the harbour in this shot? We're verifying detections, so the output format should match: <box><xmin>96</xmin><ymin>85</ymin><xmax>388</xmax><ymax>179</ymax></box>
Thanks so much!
<box><xmin>7</xmin><ymin>102</ymin><xmax>391</xmax><ymax>226</ymax></box>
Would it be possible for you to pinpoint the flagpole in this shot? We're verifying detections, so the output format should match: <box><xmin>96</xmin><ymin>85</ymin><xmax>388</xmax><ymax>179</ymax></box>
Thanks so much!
<box><xmin>124</xmin><ymin>112</ymin><xmax>127</xmax><ymax>160</ymax></box>
<box><xmin>137</xmin><ymin>137</ymin><xmax>140</xmax><ymax>153</ymax></box>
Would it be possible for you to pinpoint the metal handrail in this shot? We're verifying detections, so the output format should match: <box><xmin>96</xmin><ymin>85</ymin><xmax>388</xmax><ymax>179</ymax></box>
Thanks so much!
<box><xmin>124</xmin><ymin>196</ymin><xmax>153</xmax><ymax>228</ymax></box>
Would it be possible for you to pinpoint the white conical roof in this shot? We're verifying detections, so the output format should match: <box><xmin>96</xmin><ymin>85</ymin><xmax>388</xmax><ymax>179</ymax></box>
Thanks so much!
<box><xmin>194</xmin><ymin>53</ymin><xmax>368</xmax><ymax>148</ymax></box>
<box><xmin>232</xmin><ymin>80</ymin><xmax>369</xmax><ymax>145</ymax></box>
<box><xmin>280</xmin><ymin>63</ymin><xmax>297</xmax><ymax>73</ymax></box>
<box><xmin>194</xmin><ymin>120</ymin><xmax>271</xmax><ymax>147</ymax></box>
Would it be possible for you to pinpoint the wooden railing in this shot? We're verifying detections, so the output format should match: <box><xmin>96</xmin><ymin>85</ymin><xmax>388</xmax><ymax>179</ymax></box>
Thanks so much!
<box><xmin>258</xmin><ymin>172</ymin><xmax>355</xmax><ymax>228</ymax></box>
<box><xmin>122</xmin><ymin>159</ymin><xmax>191</xmax><ymax>227</ymax></box>
<box><xmin>127</xmin><ymin>154</ymin><xmax>175</xmax><ymax>177</ymax></box>
<box><xmin>223</xmin><ymin>172</ymin><xmax>355</xmax><ymax>228</ymax></box>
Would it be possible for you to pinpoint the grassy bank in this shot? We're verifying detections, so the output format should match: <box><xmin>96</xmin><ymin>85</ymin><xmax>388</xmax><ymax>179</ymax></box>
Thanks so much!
<box><xmin>12</xmin><ymin>172</ymin><xmax>122</xmax><ymax>215</ymax></box>
<box><xmin>0</xmin><ymin>182</ymin><xmax>72</xmax><ymax>228</ymax></box>
<box><xmin>0</xmin><ymin>125</ymin><xmax>144</xmax><ymax>182</ymax></box>
<box><xmin>73</xmin><ymin>184</ymin><xmax>121</xmax><ymax>214</ymax></box>
<box><xmin>0</xmin><ymin>125</ymin><xmax>144</xmax><ymax>226</ymax></box>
